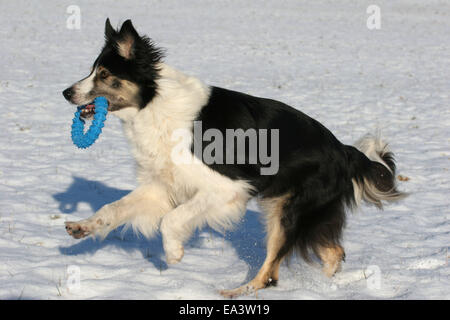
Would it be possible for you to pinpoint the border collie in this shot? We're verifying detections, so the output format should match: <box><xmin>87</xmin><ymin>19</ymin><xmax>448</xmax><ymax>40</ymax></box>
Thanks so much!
<box><xmin>62</xmin><ymin>19</ymin><xmax>406</xmax><ymax>297</ymax></box>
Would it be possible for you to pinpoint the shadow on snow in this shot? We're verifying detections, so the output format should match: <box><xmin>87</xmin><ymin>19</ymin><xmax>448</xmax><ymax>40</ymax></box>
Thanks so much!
<box><xmin>55</xmin><ymin>176</ymin><xmax>266</xmax><ymax>283</ymax></box>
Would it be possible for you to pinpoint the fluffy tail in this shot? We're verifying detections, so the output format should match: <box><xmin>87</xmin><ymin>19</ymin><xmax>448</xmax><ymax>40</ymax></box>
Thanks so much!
<box><xmin>270</xmin><ymin>134</ymin><xmax>407</xmax><ymax>266</ymax></box>
<box><xmin>348</xmin><ymin>134</ymin><xmax>407</xmax><ymax>209</ymax></box>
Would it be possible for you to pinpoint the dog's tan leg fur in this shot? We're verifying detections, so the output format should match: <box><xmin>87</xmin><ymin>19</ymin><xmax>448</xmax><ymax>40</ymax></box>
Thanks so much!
<box><xmin>317</xmin><ymin>245</ymin><xmax>345</xmax><ymax>277</ymax></box>
<box><xmin>220</xmin><ymin>194</ymin><xmax>290</xmax><ymax>298</ymax></box>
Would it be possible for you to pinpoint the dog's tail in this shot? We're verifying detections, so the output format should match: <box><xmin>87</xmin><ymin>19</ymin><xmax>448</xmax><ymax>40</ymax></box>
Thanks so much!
<box><xmin>269</xmin><ymin>134</ymin><xmax>407</xmax><ymax>266</ymax></box>
<box><xmin>346</xmin><ymin>134</ymin><xmax>407</xmax><ymax>209</ymax></box>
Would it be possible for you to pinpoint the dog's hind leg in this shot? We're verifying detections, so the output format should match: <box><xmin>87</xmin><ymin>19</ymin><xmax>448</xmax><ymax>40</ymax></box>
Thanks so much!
<box><xmin>65</xmin><ymin>184</ymin><xmax>173</xmax><ymax>239</ymax></box>
<box><xmin>316</xmin><ymin>244</ymin><xmax>345</xmax><ymax>277</ymax></box>
<box><xmin>220</xmin><ymin>194</ymin><xmax>289</xmax><ymax>298</ymax></box>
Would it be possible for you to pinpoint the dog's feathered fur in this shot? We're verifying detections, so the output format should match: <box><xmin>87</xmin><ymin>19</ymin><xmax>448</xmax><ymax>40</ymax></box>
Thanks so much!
<box><xmin>63</xmin><ymin>19</ymin><xmax>406</xmax><ymax>297</ymax></box>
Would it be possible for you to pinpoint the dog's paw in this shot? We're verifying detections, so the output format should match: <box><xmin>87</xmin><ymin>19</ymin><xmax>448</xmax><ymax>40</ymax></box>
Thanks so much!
<box><xmin>220</xmin><ymin>284</ymin><xmax>255</xmax><ymax>299</ymax></box>
<box><xmin>163</xmin><ymin>238</ymin><xmax>184</xmax><ymax>264</ymax></box>
<box><xmin>65</xmin><ymin>221</ymin><xmax>92</xmax><ymax>239</ymax></box>
<box><xmin>165</xmin><ymin>244</ymin><xmax>184</xmax><ymax>264</ymax></box>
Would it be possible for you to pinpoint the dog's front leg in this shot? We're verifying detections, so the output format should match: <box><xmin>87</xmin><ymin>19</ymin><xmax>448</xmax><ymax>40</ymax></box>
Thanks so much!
<box><xmin>160</xmin><ymin>190</ymin><xmax>227</xmax><ymax>264</ymax></box>
<box><xmin>65</xmin><ymin>184</ymin><xmax>173</xmax><ymax>239</ymax></box>
<box><xmin>160</xmin><ymin>191</ymin><xmax>207</xmax><ymax>264</ymax></box>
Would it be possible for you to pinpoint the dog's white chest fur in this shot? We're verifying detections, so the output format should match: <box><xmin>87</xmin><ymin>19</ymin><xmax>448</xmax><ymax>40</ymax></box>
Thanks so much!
<box><xmin>122</xmin><ymin>107</ymin><xmax>192</xmax><ymax>202</ymax></box>
<box><xmin>115</xmin><ymin>64</ymin><xmax>252</xmax><ymax>208</ymax></box>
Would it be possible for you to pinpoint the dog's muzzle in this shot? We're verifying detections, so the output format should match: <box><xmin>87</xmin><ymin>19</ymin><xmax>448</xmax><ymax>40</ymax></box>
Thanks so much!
<box><xmin>63</xmin><ymin>87</ymin><xmax>74</xmax><ymax>101</ymax></box>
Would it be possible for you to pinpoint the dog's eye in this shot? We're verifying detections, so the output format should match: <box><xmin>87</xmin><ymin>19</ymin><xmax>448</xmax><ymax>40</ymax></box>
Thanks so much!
<box><xmin>99</xmin><ymin>70</ymin><xmax>109</xmax><ymax>79</ymax></box>
<box><xmin>112</xmin><ymin>80</ymin><xmax>121</xmax><ymax>88</ymax></box>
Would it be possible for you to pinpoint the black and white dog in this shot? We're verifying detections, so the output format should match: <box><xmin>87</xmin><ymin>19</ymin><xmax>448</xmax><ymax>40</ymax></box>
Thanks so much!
<box><xmin>63</xmin><ymin>19</ymin><xmax>406</xmax><ymax>297</ymax></box>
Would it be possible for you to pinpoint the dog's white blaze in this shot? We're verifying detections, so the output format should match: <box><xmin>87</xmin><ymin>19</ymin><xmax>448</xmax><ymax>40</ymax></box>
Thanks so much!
<box><xmin>75</xmin><ymin>68</ymin><xmax>96</xmax><ymax>95</ymax></box>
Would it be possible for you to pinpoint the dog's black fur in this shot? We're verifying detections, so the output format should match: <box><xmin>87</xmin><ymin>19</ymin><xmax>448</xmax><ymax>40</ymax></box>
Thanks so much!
<box><xmin>194</xmin><ymin>86</ymin><xmax>403</xmax><ymax>260</ymax></box>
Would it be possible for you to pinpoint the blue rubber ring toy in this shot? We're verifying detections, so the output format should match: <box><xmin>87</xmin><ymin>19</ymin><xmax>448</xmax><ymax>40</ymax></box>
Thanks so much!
<box><xmin>71</xmin><ymin>97</ymin><xmax>108</xmax><ymax>149</ymax></box>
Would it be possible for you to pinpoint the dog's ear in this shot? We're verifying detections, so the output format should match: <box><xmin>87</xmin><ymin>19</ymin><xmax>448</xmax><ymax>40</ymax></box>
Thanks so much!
<box><xmin>117</xmin><ymin>20</ymin><xmax>139</xmax><ymax>59</ymax></box>
<box><xmin>105</xmin><ymin>18</ymin><xmax>117</xmax><ymax>40</ymax></box>
<box><xmin>119</xmin><ymin>19</ymin><xmax>139</xmax><ymax>38</ymax></box>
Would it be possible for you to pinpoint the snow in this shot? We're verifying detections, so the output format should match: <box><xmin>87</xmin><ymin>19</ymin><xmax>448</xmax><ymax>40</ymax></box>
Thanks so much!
<box><xmin>0</xmin><ymin>0</ymin><xmax>449</xmax><ymax>300</ymax></box>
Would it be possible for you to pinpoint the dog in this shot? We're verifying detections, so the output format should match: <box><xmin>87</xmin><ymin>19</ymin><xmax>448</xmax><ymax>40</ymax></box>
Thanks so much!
<box><xmin>62</xmin><ymin>19</ymin><xmax>406</xmax><ymax>297</ymax></box>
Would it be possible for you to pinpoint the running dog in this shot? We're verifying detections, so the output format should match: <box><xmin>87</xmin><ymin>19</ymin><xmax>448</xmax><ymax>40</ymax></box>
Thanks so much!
<box><xmin>62</xmin><ymin>19</ymin><xmax>406</xmax><ymax>297</ymax></box>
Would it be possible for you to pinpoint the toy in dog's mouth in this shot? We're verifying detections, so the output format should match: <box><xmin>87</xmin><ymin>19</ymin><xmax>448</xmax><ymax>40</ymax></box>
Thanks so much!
<box><xmin>80</xmin><ymin>103</ymin><xmax>96</xmax><ymax>119</ymax></box>
<box><xmin>80</xmin><ymin>99</ymin><xmax>117</xmax><ymax>119</ymax></box>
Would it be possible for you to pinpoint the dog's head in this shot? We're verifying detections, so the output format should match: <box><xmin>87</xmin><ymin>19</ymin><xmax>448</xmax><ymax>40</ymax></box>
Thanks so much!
<box><xmin>63</xmin><ymin>19</ymin><xmax>163</xmax><ymax>118</ymax></box>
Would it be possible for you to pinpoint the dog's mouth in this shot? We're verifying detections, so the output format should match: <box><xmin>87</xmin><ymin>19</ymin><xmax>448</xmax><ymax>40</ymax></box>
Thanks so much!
<box><xmin>80</xmin><ymin>103</ymin><xmax>96</xmax><ymax>119</ymax></box>
<box><xmin>79</xmin><ymin>99</ymin><xmax>121</xmax><ymax>119</ymax></box>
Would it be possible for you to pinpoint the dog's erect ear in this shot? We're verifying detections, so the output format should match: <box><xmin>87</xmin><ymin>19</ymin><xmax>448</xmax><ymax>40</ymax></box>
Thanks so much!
<box><xmin>119</xmin><ymin>19</ymin><xmax>139</xmax><ymax>38</ymax></box>
<box><xmin>105</xmin><ymin>18</ymin><xmax>117</xmax><ymax>40</ymax></box>
<box><xmin>117</xmin><ymin>20</ymin><xmax>139</xmax><ymax>59</ymax></box>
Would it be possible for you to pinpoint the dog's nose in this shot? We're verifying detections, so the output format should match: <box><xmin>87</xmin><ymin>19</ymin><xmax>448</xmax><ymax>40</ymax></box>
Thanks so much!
<box><xmin>63</xmin><ymin>88</ymin><xmax>74</xmax><ymax>101</ymax></box>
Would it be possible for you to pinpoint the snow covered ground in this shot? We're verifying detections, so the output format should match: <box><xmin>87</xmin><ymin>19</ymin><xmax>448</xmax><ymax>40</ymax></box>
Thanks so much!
<box><xmin>0</xmin><ymin>0</ymin><xmax>448</xmax><ymax>299</ymax></box>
